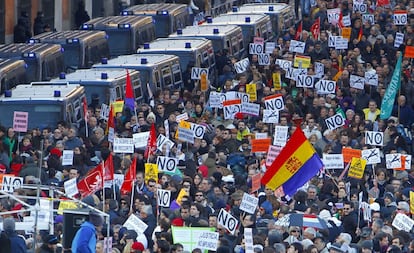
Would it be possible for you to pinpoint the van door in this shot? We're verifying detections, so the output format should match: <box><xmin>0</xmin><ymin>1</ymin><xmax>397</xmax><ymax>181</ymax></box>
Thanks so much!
<box><xmin>161</xmin><ymin>65</ymin><xmax>173</xmax><ymax>89</ymax></box>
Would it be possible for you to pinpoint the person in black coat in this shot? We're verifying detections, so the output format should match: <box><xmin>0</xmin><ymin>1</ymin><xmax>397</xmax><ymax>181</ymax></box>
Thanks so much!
<box><xmin>75</xmin><ymin>0</ymin><xmax>90</xmax><ymax>29</ymax></box>
<box><xmin>33</xmin><ymin>11</ymin><xmax>45</xmax><ymax>36</ymax></box>
<box><xmin>341</xmin><ymin>201</ymin><xmax>359</xmax><ymax>242</ymax></box>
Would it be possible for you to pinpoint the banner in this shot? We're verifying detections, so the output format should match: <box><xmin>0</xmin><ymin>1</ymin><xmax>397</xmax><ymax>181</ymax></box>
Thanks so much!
<box><xmin>380</xmin><ymin>55</ymin><xmax>402</xmax><ymax>119</ymax></box>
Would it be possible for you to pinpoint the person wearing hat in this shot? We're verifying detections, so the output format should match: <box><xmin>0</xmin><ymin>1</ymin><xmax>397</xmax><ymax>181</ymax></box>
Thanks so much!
<box><xmin>71</xmin><ymin>211</ymin><xmax>104</xmax><ymax>253</ymax></box>
<box><xmin>360</xmin><ymin>240</ymin><xmax>373</xmax><ymax>253</ymax></box>
<box><xmin>380</xmin><ymin>192</ymin><xmax>397</xmax><ymax>221</ymax></box>
<box><xmin>36</xmin><ymin>234</ymin><xmax>59</xmax><ymax>253</ymax></box>
<box><xmin>3</xmin><ymin>217</ymin><xmax>26</xmax><ymax>253</ymax></box>
<box><xmin>327</xmin><ymin>243</ymin><xmax>345</xmax><ymax>253</ymax></box>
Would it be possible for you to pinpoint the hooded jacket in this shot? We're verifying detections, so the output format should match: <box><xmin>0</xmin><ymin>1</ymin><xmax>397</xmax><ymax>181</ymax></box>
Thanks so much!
<box><xmin>71</xmin><ymin>221</ymin><xmax>97</xmax><ymax>253</ymax></box>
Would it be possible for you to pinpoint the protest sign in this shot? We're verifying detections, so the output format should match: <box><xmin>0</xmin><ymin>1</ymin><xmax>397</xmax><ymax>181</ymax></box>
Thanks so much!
<box><xmin>64</xmin><ymin>178</ymin><xmax>78</xmax><ymax>197</ymax></box>
<box><xmin>217</xmin><ymin>208</ymin><xmax>239</xmax><ymax>235</ymax></box>
<box><xmin>195</xmin><ymin>232</ymin><xmax>219</xmax><ymax>251</ymax></box>
<box><xmin>251</xmin><ymin>138</ymin><xmax>271</xmax><ymax>153</ymax></box>
<box><xmin>62</xmin><ymin>150</ymin><xmax>74</xmax><ymax>166</ymax></box>
<box><xmin>392</xmin><ymin>213</ymin><xmax>414</xmax><ymax>232</ymax></box>
<box><xmin>323</xmin><ymin>154</ymin><xmax>344</xmax><ymax>169</ymax></box>
<box><xmin>240</xmin><ymin>193</ymin><xmax>259</xmax><ymax>214</ymax></box>
<box><xmin>348</xmin><ymin>158</ymin><xmax>367</xmax><ymax>179</ymax></box>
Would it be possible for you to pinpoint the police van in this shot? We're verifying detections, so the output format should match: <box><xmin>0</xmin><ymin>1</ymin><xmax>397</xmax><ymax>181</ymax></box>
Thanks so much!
<box><xmin>81</xmin><ymin>16</ymin><xmax>156</xmax><ymax>57</ymax></box>
<box><xmin>0</xmin><ymin>43</ymin><xmax>65</xmax><ymax>82</ymax></box>
<box><xmin>121</xmin><ymin>3</ymin><xmax>190</xmax><ymax>38</ymax></box>
<box><xmin>52</xmin><ymin>69</ymin><xmax>142</xmax><ymax>105</ymax></box>
<box><xmin>93</xmin><ymin>54</ymin><xmax>182</xmax><ymax>101</ymax></box>
<box><xmin>29</xmin><ymin>30</ymin><xmax>110</xmax><ymax>71</ymax></box>
<box><xmin>202</xmin><ymin>13</ymin><xmax>273</xmax><ymax>50</ymax></box>
<box><xmin>169</xmin><ymin>25</ymin><xmax>245</xmax><ymax>59</ymax></box>
<box><xmin>0</xmin><ymin>59</ymin><xmax>27</xmax><ymax>95</ymax></box>
<box><xmin>232</xmin><ymin>4</ymin><xmax>294</xmax><ymax>37</ymax></box>
<box><xmin>0</xmin><ymin>83</ymin><xmax>86</xmax><ymax>129</ymax></box>
<box><xmin>137</xmin><ymin>38</ymin><xmax>216</xmax><ymax>85</ymax></box>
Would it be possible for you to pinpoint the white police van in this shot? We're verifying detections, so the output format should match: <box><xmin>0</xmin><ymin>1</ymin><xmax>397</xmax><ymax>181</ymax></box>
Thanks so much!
<box><xmin>0</xmin><ymin>58</ymin><xmax>27</xmax><ymax>95</ymax></box>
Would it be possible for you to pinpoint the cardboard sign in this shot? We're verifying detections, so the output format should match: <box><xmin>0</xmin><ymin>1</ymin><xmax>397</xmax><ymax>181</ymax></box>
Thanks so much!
<box><xmin>258</xmin><ymin>54</ymin><xmax>271</xmax><ymax>65</ymax></box>
<box><xmin>365</xmin><ymin>131</ymin><xmax>384</xmax><ymax>146</ymax></box>
<box><xmin>157</xmin><ymin>134</ymin><xmax>175</xmax><ymax>151</ymax></box>
<box><xmin>362</xmin><ymin>14</ymin><xmax>375</xmax><ymax>24</ymax></box>
<box><xmin>100</xmin><ymin>103</ymin><xmax>109</xmax><ymax>121</ymax></box>
<box><xmin>342</xmin><ymin>15</ymin><xmax>351</xmax><ymax>26</ymax></box>
<box><xmin>249</xmin><ymin>43</ymin><xmax>265</xmax><ymax>54</ymax></box>
<box><xmin>353</xmin><ymin>3</ymin><xmax>367</xmax><ymax>13</ymax></box>
<box><xmin>178</xmin><ymin>127</ymin><xmax>194</xmax><ymax>144</ymax></box>
<box><xmin>350</xmin><ymin>75</ymin><xmax>365</xmax><ymax>90</ymax></box>
<box><xmin>13</xmin><ymin>111</ymin><xmax>28</xmax><ymax>132</ymax></box>
<box><xmin>62</xmin><ymin>150</ymin><xmax>74</xmax><ymax>166</ymax></box>
<box><xmin>263</xmin><ymin>109</ymin><xmax>279</xmax><ymax>123</ymax></box>
<box><xmin>64</xmin><ymin>178</ymin><xmax>79</xmax><ymax>197</ymax></box>
<box><xmin>348</xmin><ymin>157</ymin><xmax>367</xmax><ymax>179</ymax></box>
<box><xmin>264</xmin><ymin>94</ymin><xmax>284</xmax><ymax>111</ymax></box>
<box><xmin>223</xmin><ymin>99</ymin><xmax>242</xmax><ymax>120</ymax></box>
<box><xmin>172</xmin><ymin>226</ymin><xmax>215</xmax><ymax>252</ymax></box>
<box><xmin>244</xmin><ymin>228</ymin><xmax>254</xmax><ymax>253</ymax></box>
<box><xmin>361</xmin><ymin>148</ymin><xmax>381</xmax><ymax>165</ymax></box>
<box><xmin>393</xmin><ymin>11</ymin><xmax>408</xmax><ymax>25</ymax></box>
<box><xmin>217</xmin><ymin>208</ymin><xmax>239</xmax><ymax>235</ymax></box>
<box><xmin>316</xmin><ymin>79</ymin><xmax>336</xmax><ymax>94</ymax></box>
<box><xmin>296</xmin><ymin>75</ymin><xmax>314</xmax><ymax>88</ymax></box>
<box><xmin>157</xmin><ymin>189</ymin><xmax>171</xmax><ymax>208</ymax></box>
<box><xmin>246</xmin><ymin>83</ymin><xmax>257</xmax><ymax>102</ymax></box>
<box><xmin>196</xmin><ymin>232</ymin><xmax>219</xmax><ymax>251</ymax></box>
<box><xmin>113</xmin><ymin>138</ymin><xmax>134</xmax><ymax>153</ymax></box>
<box><xmin>327</xmin><ymin>8</ymin><xmax>341</xmax><ymax>24</ymax></box>
<box><xmin>176</xmin><ymin>113</ymin><xmax>189</xmax><ymax>122</ymax></box>
<box><xmin>144</xmin><ymin>163</ymin><xmax>158</xmax><ymax>184</ymax></box>
<box><xmin>265</xmin><ymin>145</ymin><xmax>282</xmax><ymax>166</ymax></box>
<box><xmin>112</xmin><ymin>100</ymin><xmax>124</xmax><ymax>113</ymax></box>
<box><xmin>190</xmin><ymin>123</ymin><xmax>206</xmax><ymax>139</ymax></box>
<box><xmin>392</xmin><ymin>213</ymin><xmax>414</xmax><ymax>232</ymax></box>
<box><xmin>386</xmin><ymin>154</ymin><xmax>402</xmax><ymax>169</ymax></box>
<box><xmin>191</xmin><ymin>67</ymin><xmax>209</xmax><ymax>80</ymax></box>
<box><xmin>157</xmin><ymin>156</ymin><xmax>178</xmax><ymax>173</ymax></box>
<box><xmin>251</xmin><ymin>174</ymin><xmax>262</xmax><ymax>193</ymax></box>
<box><xmin>342</xmin><ymin>148</ymin><xmax>362</xmax><ymax>163</ymax></box>
<box><xmin>289</xmin><ymin>40</ymin><xmax>306</xmax><ymax>54</ymax></box>
<box><xmin>315</xmin><ymin>62</ymin><xmax>324</xmax><ymax>78</ymax></box>
<box><xmin>2</xmin><ymin>176</ymin><xmax>23</xmax><ymax>193</ymax></box>
<box><xmin>241</xmin><ymin>102</ymin><xmax>260</xmax><ymax>116</ymax></box>
<box><xmin>293</xmin><ymin>55</ymin><xmax>311</xmax><ymax>68</ymax></box>
<box><xmin>251</xmin><ymin>138</ymin><xmax>271</xmax><ymax>153</ymax></box>
<box><xmin>123</xmin><ymin>214</ymin><xmax>148</xmax><ymax>235</ymax></box>
<box><xmin>273</xmin><ymin>125</ymin><xmax>289</xmax><ymax>146</ymax></box>
<box><xmin>275</xmin><ymin>59</ymin><xmax>292</xmax><ymax>71</ymax></box>
<box><xmin>239</xmin><ymin>193</ymin><xmax>259</xmax><ymax>214</ymax></box>
<box><xmin>265</xmin><ymin>42</ymin><xmax>276</xmax><ymax>54</ymax></box>
<box><xmin>323</xmin><ymin>154</ymin><xmax>344</xmax><ymax>169</ymax></box>
<box><xmin>341</xmin><ymin>27</ymin><xmax>352</xmax><ymax>40</ymax></box>
<box><xmin>395</xmin><ymin>32</ymin><xmax>404</xmax><ymax>48</ymax></box>
<box><xmin>365</xmin><ymin>72</ymin><xmax>378</xmax><ymax>86</ymax></box>
<box><xmin>325</xmin><ymin>113</ymin><xmax>345</xmax><ymax>130</ymax></box>
<box><xmin>273</xmin><ymin>72</ymin><xmax>282</xmax><ymax>90</ymax></box>
<box><xmin>133</xmin><ymin>132</ymin><xmax>150</xmax><ymax>148</ymax></box>
<box><xmin>234</xmin><ymin>58</ymin><xmax>250</xmax><ymax>73</ymax></box>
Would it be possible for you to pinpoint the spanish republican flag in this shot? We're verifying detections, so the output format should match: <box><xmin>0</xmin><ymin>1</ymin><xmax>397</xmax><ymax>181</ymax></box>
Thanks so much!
<box><xmin>261</xmin><ymin>128</ymin><xmax>323</xmax><ymax>191</ymax></box>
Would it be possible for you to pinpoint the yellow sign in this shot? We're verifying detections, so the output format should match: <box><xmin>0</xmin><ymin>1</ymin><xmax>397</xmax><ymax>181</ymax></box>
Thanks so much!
<box><xmin>113</xmin><ymin>100</ymin><xmax>125</xmax><ymax>114</ymax></box>
<box><xmin>341</xmin><ymin>27</ymin><xmax>352</xmax><ymax>41</ymax></box>
<box><xmin>273</xmin><ymin>72</ymin><xmax>281</xmax><ymax>90</ymax></box>
<box><xmin>145</xmin><ymin>163</ymin><xmax>158</xmax><ymax>184</ymax></box>
<box><xmin>200</xmin><ymin>73</ymin><xmax>208</xmax><ymax>92</ymax></box>
<box><xmin>410</xmin><ymin>191</ymin><xmax>414</xmax><ymax>214</ymax></box>
<box><xmin>293</xmin><ymin>55</ymin><xmax>311</xmax><ymax>68</ymax></box>
<box><xmin>246</xmin><ymin>83</ymin><xmax>257</xmax><ymax>102</ymax></box>
<box><xmin>348</xmin><ymin>157</ymin><xmax>367</xmax><ymax>179</ymax></box>
<box><xmin>175</xmin><ymin>120</ymin><xmax>191</xmax><ymax>139</ymax></box>
<box><xmin>176</xmin><ymin>188</ymin><xmax>189</xmax><ymax>205</ymax></box>
<box><xmin>58</xmin><ymin>201</ymin><xmax>78</xmax><ymax>215</ymax></box>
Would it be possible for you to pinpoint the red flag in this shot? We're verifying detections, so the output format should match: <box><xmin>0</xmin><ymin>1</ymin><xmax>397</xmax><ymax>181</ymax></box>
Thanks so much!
<box><xmin>144</xmin><ymin>123</ymin><xmax>157</xmax><ymax>159</ymax></box>
<box><xmin>77</xmin><ymin>163</ymin><xmax>104</xmax><ymax>198</ymax></box>
<box><xmin>358</xmin><ymin>26</ymin><xmax>363</xmax><ymax>41</ymax></box>
<box><xmin>311</xmin><ymin>18</ymin><xmax>320</xmax><ymax>40</ymax></box>
<box><xmin>104</xmin><ymin>153</ymin><xmax>114</xmax><ymax>181</ymax></box>
<box><xmin>120</xmin><ymin>157</ymin><xmax>137</xmax><ymax>195</ymax></box>
<box><xmin>106</xmin><ymin>103</ymin><xmax>115</xmax><ymax>135</ymax></box>
<box><xmin>125</xmin><ymin>70</ymin><xmax>135</xmax><ymax>111</ymax></box>
<box><xmin>294</xmin><ymin>21</ymin><xmax>302</xmax><ymax>40</ymax></box>
<box><xmin>338</xmin><ymin>12</ymin><xmax>344</xmax><ymax>29</ymax></box>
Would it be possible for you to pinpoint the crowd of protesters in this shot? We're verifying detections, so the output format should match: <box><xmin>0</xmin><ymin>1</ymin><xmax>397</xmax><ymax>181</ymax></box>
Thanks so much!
<box><xmin>2</xmin><ymin>0</ymin><xmax>414</xmax><ymax>252</ymax></box>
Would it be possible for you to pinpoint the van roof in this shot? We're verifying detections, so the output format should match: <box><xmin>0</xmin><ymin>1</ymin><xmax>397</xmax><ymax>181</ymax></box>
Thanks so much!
<box><xmin>31</xmin><ymin>30</ymin><xmax>107</xmax><ymax>43</ymax></box>
<box><xmin>137</xmin><ymin>38</ymin><xmax>211</xmax><ymax>52</ymax></box>
<box><xmin>83</xmin><ymin>15</ymin><xmax>153</xmax><ymax>29</ymax></box>
<box><xmin>237</xmin><ymin>3</ymin><xmax>291</xmax><ymax>13</ymax></box>
<box><xmin>0</xmin><ymin>43</ymin><xmax>62</xmax><ymax>58</ymax></box>
<box><xmin>0</xmin><ymin>83</ymin><xmax>83</xmax><ymax>101</ymax></box>
<box><xmin>204</xmin><ymin>13</ymin><xmax>268</xmax><ymax>25</ymax></box>
<box><xmin>51</xmin><ymin>69</ymin><xmax>139</xmax><ymax>83</ymax></box>
<box><xmin>170</xmin><ymin>25</ymin><xmax>241</xmax><ymax>37</ymax></box>
<box><xmin>93</xmin><ymin>54</ymin><xmax>179</xmax><ymax>68</ymax></box>
<box><xmin>0</xmin><ymin>58</ymin><xmax>26</xmax><ymax>70</ymax></box>
<box><xmin>123</xmin><ymin>3</ymin><xmax>188</xmax><ymax>15</ymax></box>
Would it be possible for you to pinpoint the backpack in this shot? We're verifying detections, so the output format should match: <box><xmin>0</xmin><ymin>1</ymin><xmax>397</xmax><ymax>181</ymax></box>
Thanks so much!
<box><xmin>0</xmin><ymin>231</ymin><xmax>11</xmax><ymax>253</ymax></box>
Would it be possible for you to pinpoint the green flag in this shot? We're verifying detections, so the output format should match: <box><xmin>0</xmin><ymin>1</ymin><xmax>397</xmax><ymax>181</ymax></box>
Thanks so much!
<box><xmin>380</xmin><ymin>54</ymin><xmax>402</xmax><ymax>120</ymax></box>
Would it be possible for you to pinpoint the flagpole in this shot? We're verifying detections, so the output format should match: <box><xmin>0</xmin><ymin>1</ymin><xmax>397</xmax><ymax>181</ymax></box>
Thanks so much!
<box><xmin>102</xmin><ymin>161</ymin><xmax>105</xmax><ymax>214</ymax></box>
<box><xmin>130</xmin><ymin>181</ymin><xmax>135</xmax><ymax>214</ymax></box>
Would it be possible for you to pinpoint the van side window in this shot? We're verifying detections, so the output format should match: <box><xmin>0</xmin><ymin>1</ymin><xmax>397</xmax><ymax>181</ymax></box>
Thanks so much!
<box><xmin>172</xmin><ymin>64</ymin><xmax>182</xmax><ymax>84</ymax></box>
<box><xmin>161</xmin><ymin>66</ymin><xmax>172</xmax><ymax>87</ymax></box>
<box><xmin>116</xmin><ymin>85</ymin><xmax>122</xmax><ymax>100</ymax></box>
<box><xmin>155</xmin><ymin>71</ymin><xmax>161</xmax><ymax>89</ymax></box>
<box><xmin>67</xmin><ymin>104</ymin><xmax>74</xmax><ymax>124</ymax></box>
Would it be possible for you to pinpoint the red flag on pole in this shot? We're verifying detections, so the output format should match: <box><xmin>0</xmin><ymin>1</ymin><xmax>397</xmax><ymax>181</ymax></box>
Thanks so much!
<box><xmin>338</xmin><ymin>12</ymin><xmax>344</xmax><ymax>29</ymax></box>
<box><xmin>311</xmin><ymin>17</ymin><xmax>320</xmax><ymax>40</ymax></box>
<box><xmin>83</xmin><ymin>96</ymin><xmax>88</xmax><ymax>138</ymax></box>
<box><xmin>144</xmin><ymin>123</ymin><xmax>157</xmax><ymax>159</ymax></box>
<box><xmin>120</xmin><ymin>157</ymin><xmax>137</xmax><ymax>195</ymax></box>
<box><xmin>125</xmin><ymin>70</ymin><xmax>135</xmax><ymax>111</ymax></box>
<box><xmin>294</xmin><ymin>21</ymin><xmax>302</xmax><ymax>40</ymax></box>
<box><xmin>77</xmin><ymin>163</ymin><xmax>104</xmax><ymax>198</ymax></box>
<box><xmin>104</xmin><ymin>153</ymin><xmax>114</xmax><ymax>181</ymax></box>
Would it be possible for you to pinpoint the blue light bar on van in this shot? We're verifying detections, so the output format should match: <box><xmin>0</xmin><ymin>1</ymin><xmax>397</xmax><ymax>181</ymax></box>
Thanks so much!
<box><xmin>101</xmin><ymin>73</ymin><xmax>108</xmax><ymax>79</ymax></box>
<box><xmin>82</xmin><ymin>24</ymin><xmax>93</xmax><ymax>30</ymax></box>
<box><xmin>22</xmin><ymin>52</ymin><xmax>36</xmax><ymax>58</ymax></box>
<box><xmin>141</xmin><ymin>58</ymin><xmax>148</xmax><ymax>64</ymax></box>
<box><xmin>28</xmin><ymin>39</ymin><xmax>40</xmax><ymax>43</ymax></box>
<box><xmin>269</xmin><ymin>6</ymin><xmax>274</xmax><ymax>11</ymax></box>
<box><xmin>143</xmin><ymin>43</ymin><xmax>150</xmax><ymax>49</ymax></box>
<box><xmin>177</xmin><ymin>29</ymin><xmax>183</xmax><ymax>35</ymax></box>
<box><xmin>185</xmin><ymin>42</ymin><xmax>191</xmax><ymax>48</ymax></box>
<box><xmin>156</xmin><ymin>10</ymin><xmax>169</xmax><ymax>15</ymax></box>
<box><xmin>101</xmin><ymin>58</ymin><xmax>108</xmax><ymax>64</ymax></box>
<box><xmin>206</xmin><ymin>17</ymin><xmax>213</xmax><ymax>23</ymax></box>
<box><xmin>245</xmin><ymin>17</ymin><xmax>251</xmax><ymax>23</ymax></box>
<box><xmin>54</xmin><ymin>91</ymin><xmax>61</xmax><ymax>97</ymax></box>
<box><xmin>67</xmin><ymin>38</ymin><xmax>79</xmax><ymax>44</ymax></box>
<box><xmin>232</xmin><ymin>6</ymin><xmax>238</xmax><ymax>12</ymax></box>
<box><xmin>4</xmin><ymin>90</ymin><xmax>11</xmax><ymax>97</ymax></box>
<box><xmin>118</xmin><ymin>24</ymin><xmax>131</xmax><ymax>29</ymax></box>
<box><xmin>59</xmin><ymin>72</ymin><xmax>66</xmax><ymax>79</ymax></box>
<box><xmin>213</xmin><ymin>28</ymin><xmax>219</xmax><ymax>34</ymax></box>
<box><xmin>121</xmin><ymin>11</ymin><xmax>133</xmax><ymax>16</ymax></box>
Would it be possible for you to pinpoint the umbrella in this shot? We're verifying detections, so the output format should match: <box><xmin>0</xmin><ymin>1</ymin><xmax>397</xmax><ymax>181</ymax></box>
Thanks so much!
<box><xmin>274</xmin><ymin>213</ymin><xmax>328</xmax><ymax>229</ymax></box>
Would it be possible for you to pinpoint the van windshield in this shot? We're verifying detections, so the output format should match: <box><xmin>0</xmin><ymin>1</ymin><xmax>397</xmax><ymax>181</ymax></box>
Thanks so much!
<box><xmin>154</xmin><ymin>16</ymin><xmax>171</xmax><ymax>37</ymax></box>
<box><xmin>1</xmin><ymin>104</ymin><xmax>62</xmax><ymax>129</ymax></box>
<box><xmin>63</xmin><ymin>44</ymin><xmax>81</xmax><ymax>70</ymax></box>
<box><xmin>107</xmin><ymin>30</ymin><xmax>133</xmax><ymax>56</ymax></box>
